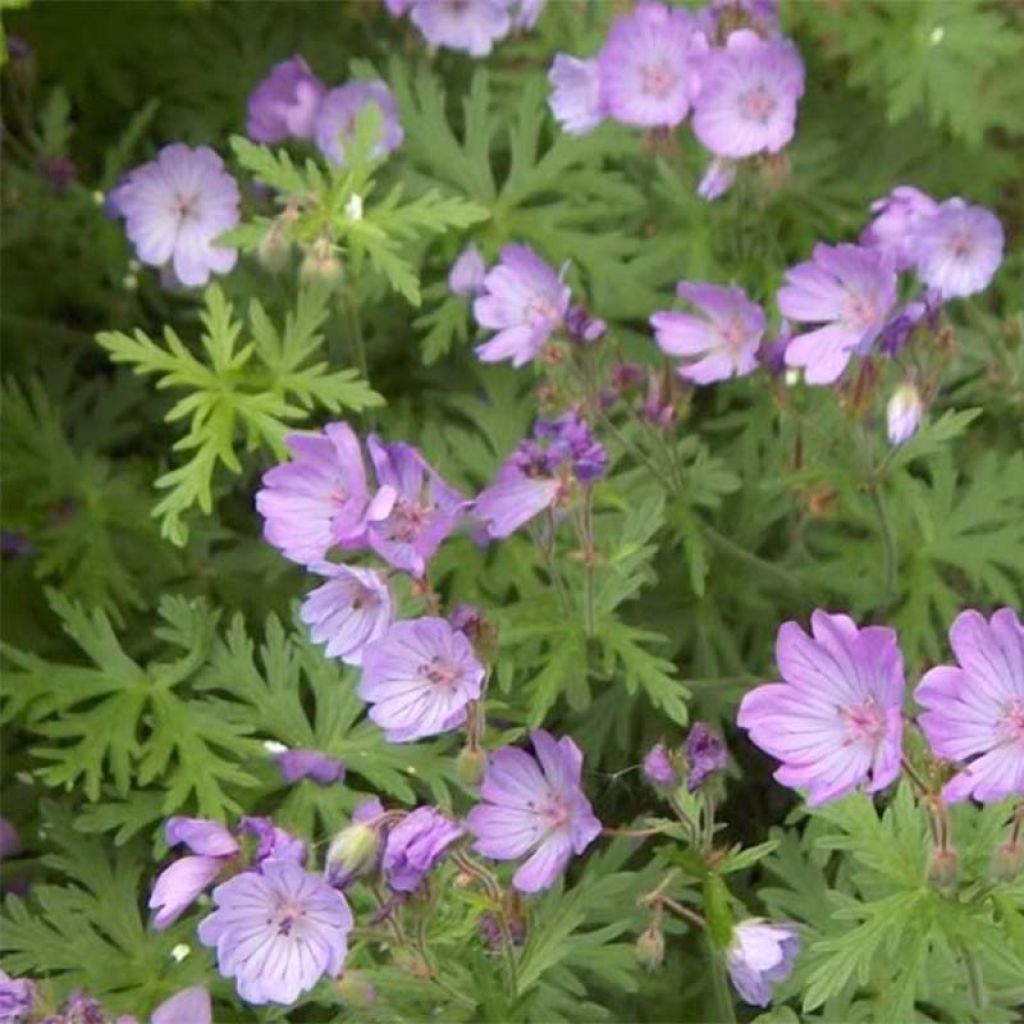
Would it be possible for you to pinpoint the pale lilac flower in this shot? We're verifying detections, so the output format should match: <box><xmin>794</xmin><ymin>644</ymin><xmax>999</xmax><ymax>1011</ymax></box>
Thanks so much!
<box><xmin>255</xmin><ymin>423</ymin><xmax>369</xmax><ymax>567</ymax></box>
<box><xmin>738</xmin><ymin>611</ymin><xmax>905</xmax><ymax>805</ymax></box>
<box><xmin>247</xmin><ymin>56</ymin><xmax>326</xmax><ymax>144</ymax></box>
<box><xmin>239</xmin><ymin>816</ymin><xmax>307</xmax><ymax>866</ymax></box>
<box><xmin>692</xmin><ymin>31</ymin><xmax>804</xmax><ymax>159</ymax></box>
<box><xmin>0</xmin><ymin>971</ymin><xmax>35</xmax><ymax>1022</ymax></box>
<box><xmin>410</xmin><ymin>0</ymin><xmax>513</xmax><ymax>57</ymax></box>
<box><xmin>597</xmin><ymin>3</ymin><xmax>704</xmax><ymax>128</ymax></box>
<box><xmin>912</xmin><ymin>198</ymin><xmax>1004</xmax><ymax>300</ymax></box>
<box><xmin>726</xmin><ymin>919</ymin><xmax>800</xmax><ymax>1007</ymax></box>
<box><xmin>358</xmin><ymin>617</ymin><xmax>485</xmax><ymax>742</ymax></box>
<box><xmin>697</xmin><ymin>157</ymin><xmax>737</xmax><ymax>201</ymax></box>
<box><xmin>777</xmin><ymin>244</ymin><xmax>897</xmax><ymax>385</ymax></box>
<box><xmin>149</xmin><ymin>817</ymin><xmax>239</xmax><ymax>929</ymax></box>
<box><xmin>652</xmin><ymin>281</ymin><xmax>765</xmax><ymax>384</ymax></box>
<box><xmin>467</xmin><ymin>729</ymin><xmax>602</xmax><ymax>892</ymax></box>
<box><xmin>383</xmin><ymin>807</ymin><xmax>463</xmax><ymax>891</ymax></box>
<box><xmin>448</xmin><ymin>244</ymin><xmax>487</xmax><ymax>297</ymax></box>
<box><xmin>276</xmin><ymin>748</ymin><xmax>346</xmax><ymax>785</ymax></box>
<box><xmin>109</xmin><ymin>144</ymin><xmax>239</xmax><ymax>287</ymax></box>
<box><xmin>314</xmin><ymin>81</ymin><xmax>403</xmax><ymax>167</ymax></box>
<box><xmin>382</xmin><ymin>0</ymin><xmax>412</xmax><ymax>15</ymax></box>
<box><xmin>915</xmin><ymin>608</ymin><xmax>1024</xmax><ymax>804</ymax></box>
<box><xmin>365</xmin><ymin>438</ymin><xmax>466</xmax><ymax>577</ymax></box>
<box><xmin>152</xmin><ymin>987</ymin><xmax>212</xmax><ymax>1024</ymax></box>
<box><xmin>512</xmin><ymin>0</ymin><xmax>545</xmax><ymax>30</ymax></box>
<box><xmin>685</xmin><ymin>722</ymin><xmax>727</xmax><ymax>791</ymax></box>
<box><xmin>564</xmin><ymin>304</ymin><xmax>607</xmax><ymax>345</ymax></box>
<box><xmin>301</xmin><ymin>563</ymin><xmax>393</xmax><ymax>665</ymax></box>
<box><xmin>860</xmin><ymin>186</ymin><xmax>938</xmax><ymax>272</ymax></box>
<box><xmin>879</xmin><ymin>300</ymin><xmax>928</xmax><ymax>356</ymax></box>
<box><xmin>326</xmin><ymin>798</ymin><xmax>385</xmax><ymax>887</ymax></box>
<box><xmin>473</xmin><ymin>244</ymin><xmax>571</xmax><ymax>367</ymax></box>
<box><xmin>886</xmin><ymin>382</ymin><xmax>923</xmax><ymax>446</ymax></box>
<box><xmin>198</xmin><ymin>859</ymin><xmax>352</xmax><ymax>1006</ymax></box>
<box><xmin>642</xmin><ymin>742</ymin><xmax>679</xmax><ymax>787</ymax></box>
<box><xmin>548</xmin><ymin>55</ymin><xmax>604</xmax><ymax>136</ymax></box>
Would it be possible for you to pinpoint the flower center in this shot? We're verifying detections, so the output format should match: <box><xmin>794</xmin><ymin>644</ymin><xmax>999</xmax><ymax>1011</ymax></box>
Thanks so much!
<box><xmin>738</xmin><ymin>84</ymin><xmax>777</xmax><ymax>124</ymax></box>
<box><xmin>330</xmin><ymin>485</ymin><xmax>349</xmax><ymax>508</ymax></box>
<box><xmin>843</xmin><ymin>293</ymin><xmax>878</xmax><ymax>332</ymax></box>
<box><xmin>389</xmin><ymin>497</ymin><xmax>430</xmax><ymax>542</ymax></box>
<box><xmin>420</xmin><ymin>655</ymin><xmax>461</xmax><ymax>687</ymax></box>
<box><xmin>950</xmin><ymin>232</ymin><xmax>975</xmax><ymax>261</ymax></box>
<box><xmin>174</xmin><ymin>191</ymin><xmax>200</xmax><ymax>222</ymax></box>
<box><xmin>640</xmin><ymin>61</ymin><xmax>679</xmax><ymax>99</ymax></box>
<box><xmin>271</xmin><ymin>900</ymin><xmax>306</xmax><ymax>936</ymax></box>
<box><xmin>525</xmin><ymin>296</ymin><xmax>558</xmax><ymax>327</ymax></box>
<box><xmin>839</xmin><ymin>698</ymin><xmax>887</xmax><ymax>745</ymax></box>
<box><xmin>718</xmin><ymin>316</ymin><xmax>749</xmax><ymax>353</ymax></box>
<box><xmin>1000</xmin><ymin>698</ymin><xmax>1024</xmax><ymax>745</ymax></box>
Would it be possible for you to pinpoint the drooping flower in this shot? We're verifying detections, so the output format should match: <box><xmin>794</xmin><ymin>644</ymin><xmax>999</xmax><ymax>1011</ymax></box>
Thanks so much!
<box><xmin>326</xmin><ymin>798</ymin><xmax>385</xmax><ymax>888</ymax></box>
<box><xmin>564</xmin><ymin>304</ymin><xmax>607</xmax><ymax>345</ymax></box>
<box><xmin>358</xmin><ymin>617</ymin><xmax>485</xmax><ymax>742</ymax></box>
<box><xmin>198</xmin><ymin>859</ymin><xmax>353</xmax><ymax>1006</ymax></box>
<box><xmin>596</xmin><ymin>3</ymin><xmax>704</xmax><ymax>129</ymax></box>
<box><xmin>364</xmin><ymin>438</ymin><xmax>466</xmax><ymax>577</ymax></box>
<box><xmin>0</xmin><ymin>970</ymin><xmax>35</xmax><ymax>1022</ymax></box>
<box><xmin>642</xmin><ymin>741</ymin><xmax>679</xmax><ymax>787</ymax></box>
<box><xmin>726</xmin><ymin>919</ymin><xmax>800</xmax><ymax>1007</ymax></box>
<box><xmin>300</xmin><ymin>563</ymin><xmax>393</xmax><ymax>665</ymax></box>
<box><xmin>548</xmin><ymin>55</ymin><xmax>604</xmax><ymax>135</ymax></box>
<box><xmin>912</xmin><ymin>198</ymin><xmax>1004</xmax><ymax>300</ymax></box>
<box><xmin>915</xmin><ymin>608</ymin><xmax>1024</xmax><ymax>804</ymax></box>
<box><xmin>886</xmin><ymin>381</ymin><xmax>923</xmax><ymax>446</ymax></box>
<box><xmin>239</xmin><ymin>816</ymin><xmax>307</xmax><ymax>867</ymax></box>
<box><xmin>246</xmin><ymin>56</ymin><xmax>326</xmax><ymax>144</ymax></box>
<box><xmin>151</xmin><ymin>987</ymin><xmax>212</xmax><ymax>1024</ymax></box>
<box><xmin>473</xmin><ymin>244</ymin><xmax>571</xmax><ymax>367</ymax></box>
<box><xmin>652</xmin><ymin>281</ymin><xmax>765</xmax><ymax>384</ymax></box>
<box><xmin>313</xmin><ymin>81</ymin><xmax>404</xmax><ymax>167</ymax></box>
<box><xmin>276</xmin><ymin>748</ymin><xmax>346</xmax><ymax>786</ymax></box>
<box><xmin>109</xmin><ymin>144</ymin><xmax>239</xmax><ymax>287</ymax></box>
<box><xmin>737</xmin><ymin>611</ymin><xmax>905</xmax><ymax>805</ymax></box>
<box><xmin>777</xmin><ymin>243</ymin><xmax>897</xmax><ymax>385</ymax></box>
<box><xmin>474</xmin><ymin>413</ymin><xmax>606</xmax><ymax>538</ymax></box>
<box><xmin>697</xmin><ymin>157</ymin><xmax>737</xmax><ymax>201</ymax></box>
<box><xmin>684</xmin><ymin>722</ymin><xmax>727</xmax><ymax>791</ymax></box>
<box><xmin>255</xmin><ymin>423</ymin><xmax>369</xmax><ymax>567</ymax></box>
<box><xmin>878</xmin><ymin>300</ymin><xmax>929</xmax><ymax>356</ymax></box>
<box><xmin>409</xmin><ymin>0</ymin><xmax>513</xmax><ymax>57</ymax></box>
<box><xmin>149</xmin><ymin>817</ymin><xmax>240</xmax><ymax>929</ymax></box>
<box><xmin>692</xmin><ymin>31</ymin><xmax>804</xmax><ymax>159</ymax></box>
<box><xmin>448</xmin><ymin>244</ymin><xmax>487</xmax><ymax>297</ymax></box>
<box><xmin>467</xmin><ymin>729</ymin><xmax>602</xmax><ymax>892</ymax></box>
<box><xmin>860</xmin><ymin>185</ymin><xmax>938</xmax><ymax>272</ymax></box>
<box><xmin>382</xmin><ymin>807</ymin><xmax>463</xmax><ymax>891</ymax></box>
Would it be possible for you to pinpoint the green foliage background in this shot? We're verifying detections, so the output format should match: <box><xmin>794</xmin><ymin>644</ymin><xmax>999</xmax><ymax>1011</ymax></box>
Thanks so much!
<box><xmin>1</xmin><ymin>1</ymin><xmax>1022</xmax><ymax>1021</ymax></box>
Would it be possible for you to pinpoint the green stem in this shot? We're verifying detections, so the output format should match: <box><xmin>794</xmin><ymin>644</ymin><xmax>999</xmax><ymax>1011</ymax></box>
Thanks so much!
<box><xmin>579</xmin><ymin>485</ymin><xmax>597</xmax><ymax>638</ymax></box>
<box><xmin>958</xmin><ymin>941</ymin><xmax>987</xmax><ymax>1012</ymax></box>
<box><xmin>705</xmin><ymin>934</ymin><xmax>737</xmax><ymax>1024</ymax></box>
<box><xmin>342</xmin><ymin>284</ymin><xmax>370</xmax><ymax>383</ymax></box>
<box><xmin>868</xmin><ymin>483</ymin><xmax>897</xmax><ymax>605</ymax></box>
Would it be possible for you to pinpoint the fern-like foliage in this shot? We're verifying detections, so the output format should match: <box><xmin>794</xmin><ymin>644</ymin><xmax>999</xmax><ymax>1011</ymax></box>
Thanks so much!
<box><xmin>96</xmin><ymin>284</ymin><xmax>381</xmax><ymax>544</ymax></box>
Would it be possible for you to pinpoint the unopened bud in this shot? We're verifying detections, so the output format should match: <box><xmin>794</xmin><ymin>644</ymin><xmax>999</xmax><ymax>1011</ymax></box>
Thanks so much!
<box><xmin>301</xmin><ymin>238</ymin><xmax>342</xmax><ymax>285</ymax></box>
<box><xmin>635</xmin><ymin>923</ymin><xmax>665</xmax><ymax>971</ymax></box>
<box><xmin>992</xmin><ymin>840</ymin><xmax>1023</xmax><ymax>882</ymax></box>
<box><xmin>325</xmin><ymin>820</ymin><xmax>380</xmax><ymax>888</ymax></box>
<box><xmin>927</xmin><ymin>846</ymin><xmax>959</xmax><ymax>888</ymax></box>
<box><xmin>456</xmin><ymin>745</ymin><xmax>488</xmax><ymax>786</ymax></box>
<box><xmin>334</xmin><ymin>969</ymin><xmax>377</xmax><ymax>1007</ymax></box>
<box><xmin>642</xmin><ymin>742</ymin><xmax>680</xmax><ymax>789</ymax></box>
<box><xmin>258</xmin><ymin>222</ymin><xmax>290</xmax><ymax>273</ymax></box>
<box><xmin>886</xmin><ymin>381</ymin><xmax>923</xmax><ymax>446</ymax></box>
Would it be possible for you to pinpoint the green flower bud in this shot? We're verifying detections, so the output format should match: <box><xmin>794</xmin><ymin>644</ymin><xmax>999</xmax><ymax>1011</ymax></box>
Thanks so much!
<box><xmin>334</xmin><ymin>969</ymin><xmax>376</xmax><ymax>1008</ymax></box>
<box><xmin>325</xmin><ymin>820</ymin><xmax>379</xmax><ymax>888</ymax></box>
<box><xmin>992</xmin><ymin>840</ymin><xmax>1022</xmax><ymax>882</ymax></box>
<box><xmin>635</xmin><ymin>923</ymin><xmax>665</xmax><ymax>971</ymax></box>
<box><xmin>300</xmin><ymin>238</ymin><xmax>342</xmax><ymax>286</ymax></box>
<box><xmin>456</xmin><ymin>745</ymin><xmax>488</xmax><ymax>786</ymax></box>
<box><xmin>258</xmin><ymin>222</ymin><xmax>290</xmax><ymax>273</ymax></box>
<box><xmin>927</xmin><ymin>846</ymin><xmax>959</xmax><ymax>888</ymax></box>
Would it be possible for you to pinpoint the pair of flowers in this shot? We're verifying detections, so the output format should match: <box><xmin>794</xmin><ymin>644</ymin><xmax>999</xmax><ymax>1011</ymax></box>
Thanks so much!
<box><xmin>739</xmin><ymin>606</ymin><xmax>1024</xmax><ymax>807</ymax></box>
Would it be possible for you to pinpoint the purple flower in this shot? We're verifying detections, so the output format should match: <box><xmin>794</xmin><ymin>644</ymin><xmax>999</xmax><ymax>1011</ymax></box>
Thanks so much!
<box><xmin>878</xmin><ymin>300</ymin><xmax>928</xmax><ymax>356</ymax></box>
<box><xmin>365</xmin><ymin>438</ymin><xmax>466</xmax><ymax>577</ymax></box>
<box><xmin>314</xmin><ymin>81</ymin><xmax>403</xmax><ymax>167</ymax></box>
<box><xmin>301</xmin><ymin>563</ymin><xmax>393</xmax><ymax>665</ymax></box>
<box><xmin>0</xmin><ymin>818</ymin><xmax>21</xmax><ymax>860</ymax></box>
<box><xmin>915</xmin><ymin>608</ymin><xmax>1024</xmax><ymax>804</ymax></box>
<box><xmin>151</xmin><ymin>987</ymin><xmax>211</xmax><ymax>1024</ymax></box>
<box><xmin>512</xmin><ymin>0</ymin><xmax>545</xmax><ymax>30</ymax></box>
<box><xmin>255</xmin><ymin>422</ymin><xmax>369</xmax><ymax>567</ymax></box>
<box><xmin>777</xmin><ymin>243</ymin><xmax>897</xmax><ymax>385</ymax></box>
<box><xmin>692</xmin><ymin>31</ymin><xmax>804</xmax><ymax>159</ymax></box>
<box><xmin>409</xmin><ymin>0</ymin><xmax>513</xmax><ymax>57</ymax></box>
<box><xmin>109</xmin><ymin>144</ymin><xmax>239</xmax><ymax>287</ymax></box>
<box><xmin>652</xmin><ymin>281</ymin><xmax>765</xmax><ymax>384</ymax></box>
<box><xmin>448</xmin><ymin>244</ymin><xmax>487</xmax><ymax>297</ymax></box>
<box><xmin>726</xmin><ymin>919</ymin><xmax>800</xmax><ymax>1007</ymax></box>
<box><xmin>382</xmin><ymin>0</ymin><xmax>412</xmax><ymax>15</ymax></box>
<box><xmin>596</xmin><ymin>3</ymin><xmax>704</xmax><ymax>129</ymax></box>
<box><xmin>198</xmin><ymin>859</ymin><xmax>352</xmax><ymax>1006</ymax></box>
<box><xmin>642</xmin><ymin>742</ymin><xmax>679</xmax><ymax>787</ymax></box>
<box><xmin>548</xmin><ymin>55</ymin><xmax>604</xmax><ymax>136</ymax></box>
<box><xmin>467</xmin><ymin>729</ymin><xmax>601</xmax><ymax>892</ymax></box>
<box><xmin>239</xmin><ymin>816</ymin><xmax>307</xmax><ymax>867</ymax></box>
<box><xmin>738</xmin><ymin>611</ymin><xmax>905</xmax><ymax>805</ymax></box>
<box><xmin>0</xmin><ymin>971</ymin><xmax>35</xmax><ymax>1022</ymax></box>
<box><xmin>383</xmin><ymin>807</ymin><xmax>463</xmax><ymax>891</ymax></box>
<box><xmin>565</xmin><ymin>304</ymin><xmax>607</xmax><ymax>345</ymax></box>
<box><xmin>247</xmin><ymin>56</ymin><xmax>326</xmax><ymax>144</ymax></box>
<box><xmin>697</xmin><ymin>157</ymin><xmax>737</xmax><ymax>201</ymax></box>
<box><xmin>685</xmin><ymin>723</ymin><xmax>727</xmax><ymax>791</ymax></box>
<box><xmin>326</xmin><ymin>798</ymin><xmax>385</xmax><ymax>887</ymax></box>
<box><xmin>473</xmin><ymin>244</ymin><xmax>571</xmax><ymax>367</ymax></box>
<box><xmin>149</xmin><ymin>817</ymin><xmax>239</xmax><ymax>929</ymax></box>
<box><xmin>860</xmin><ymin>185</ymin><xmax>938</xmax><ymax>272</ymax></box>
<box><xmin>276</xmin><ymin>748</ymin><xmax>346</xmax><ymax>786</ymax></box>
<box><xmin>886</xmin><ymin>382</ymin><xmax>923</xmax><ymax>446</ymax></box>
<box><xmin>359</xmin><ymin>617</ymin><xmax>485</xmax><ymax>742</ymax></box>
<box><xmin>912</xmin><ymin>198</ymin><xmax>1004</xmax><ymax>300</ymax></box>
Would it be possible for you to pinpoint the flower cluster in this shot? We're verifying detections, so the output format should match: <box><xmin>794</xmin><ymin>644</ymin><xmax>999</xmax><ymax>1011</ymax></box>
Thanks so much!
<box><xmin>383</xmin><ymin>0</ymin><xmax>545</xmax><ymax>57</ymax></box>
<box><xmin>738</xmin><ymin>606</ymin><xmax>1023</xmax><ymax>807</ymax></box>
<box><xmin>548</xmin><ymin>1</ymin><xmax>804</xmax><ymax>201</ymax></box>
